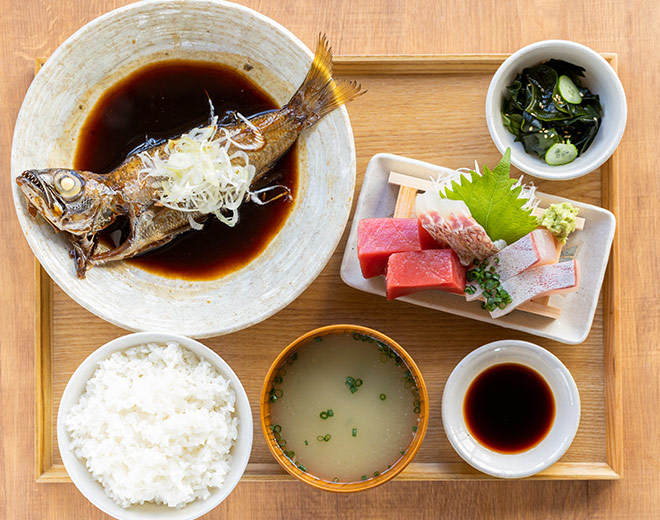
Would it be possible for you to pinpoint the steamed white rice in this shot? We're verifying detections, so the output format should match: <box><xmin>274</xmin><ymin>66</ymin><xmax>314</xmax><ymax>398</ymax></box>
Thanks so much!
<box><xmin>65</xmin><ymin>342</ymin><xmax>238</xmax><ymax>509</ymax></box>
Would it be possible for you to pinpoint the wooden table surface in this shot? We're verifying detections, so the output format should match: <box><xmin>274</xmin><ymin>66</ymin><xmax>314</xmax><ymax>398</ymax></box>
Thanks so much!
<box><xmin>2</xmin><ymin>0</ymin><xmax>659</xmax><ymax>518</ymax></box>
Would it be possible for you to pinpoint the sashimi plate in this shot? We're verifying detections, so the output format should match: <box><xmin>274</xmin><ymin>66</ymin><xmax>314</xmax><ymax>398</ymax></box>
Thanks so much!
<box><xmin>340</xmin><ymin>153</ymin><xmax>615</xmax><ymax>345</ymax></box>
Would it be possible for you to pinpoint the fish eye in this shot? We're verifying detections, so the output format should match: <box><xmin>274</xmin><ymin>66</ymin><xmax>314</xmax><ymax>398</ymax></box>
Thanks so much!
<box><xmin>54</xmin><ymin>171</ymin><xmax>83</xmax><ymax>201</ymax></box>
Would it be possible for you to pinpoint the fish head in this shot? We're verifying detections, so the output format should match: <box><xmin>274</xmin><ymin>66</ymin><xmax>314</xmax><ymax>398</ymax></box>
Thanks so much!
<box><xmin>16</xmin><ymin>168</ymin><xmax>118</xmax><ymax>236</ymax></box>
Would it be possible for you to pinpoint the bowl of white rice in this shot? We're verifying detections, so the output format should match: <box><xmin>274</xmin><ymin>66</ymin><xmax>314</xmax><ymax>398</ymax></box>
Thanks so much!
<box><xmin>57</xmin><ymin>332</ymin><xmax>252</xmax><ymax>520</ymax></box>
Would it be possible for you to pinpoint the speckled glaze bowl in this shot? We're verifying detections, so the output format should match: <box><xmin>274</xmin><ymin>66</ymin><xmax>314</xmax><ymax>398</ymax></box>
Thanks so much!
<box><xmin>11</xmin><ymin>0</ymin><xmax>356</xmax><ymax>337</ymax></box>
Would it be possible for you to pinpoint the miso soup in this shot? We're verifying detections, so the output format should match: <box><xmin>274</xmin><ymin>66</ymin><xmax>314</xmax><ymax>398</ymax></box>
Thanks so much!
<box><xmin>267</xmin><ymin>332</ymin><xmax>422</xmax><ymax>483</ymax></box>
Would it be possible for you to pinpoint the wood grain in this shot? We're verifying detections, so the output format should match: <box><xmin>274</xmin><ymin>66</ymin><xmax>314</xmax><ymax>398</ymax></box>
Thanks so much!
<box><xmin>34</xmin><ymin>56</ymin><xmax>614</xmax><ymax>482</ymax></box>
<box><xmin>2</xmin><ymin>0</ymin><xmax>658</xmax><ymax>518</ymax></box>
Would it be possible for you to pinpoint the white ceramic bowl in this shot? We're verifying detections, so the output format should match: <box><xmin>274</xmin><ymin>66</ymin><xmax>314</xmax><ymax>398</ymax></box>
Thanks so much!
<box><xmin>11</xmin><ymin>0</ymin><xmax>356</xmax><ymax>338</ymax></box>
<box><xmin>486</xmin><ymin>39</ymin><xmax>626</xmax><ymax>180</ymax></box>
<box><xmin>57</xmin><ymin>332</ymin><xmax>253</xmax><ymax>520</ymax></box>
<box><xmin>442</xmin><ymin>340</ymin><xmax>580</xmax><ymax>478</ymax></box>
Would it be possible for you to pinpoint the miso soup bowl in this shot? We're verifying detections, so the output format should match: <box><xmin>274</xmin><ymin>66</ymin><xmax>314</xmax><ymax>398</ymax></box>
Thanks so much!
<box><xmin>442</xmin><ymin>340</ymin><xmax>580</xmax><ymax>479</ymax></box>
<box><xmin>260</xmin><ymin>324</ymin><xmax>429</xmax><ymax>492</ymax></box>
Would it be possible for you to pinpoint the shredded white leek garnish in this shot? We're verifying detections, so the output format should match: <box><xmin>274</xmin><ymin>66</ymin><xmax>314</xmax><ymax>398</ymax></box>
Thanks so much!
<box><xmin>138</xmin><ymin>113</ymin><xmax>263</xmax><ymax>228</ymax></box>
<box><xmin>429</xmin><ymin>163</ymin><xmax>539</xmax><ymax>212</ymax></box>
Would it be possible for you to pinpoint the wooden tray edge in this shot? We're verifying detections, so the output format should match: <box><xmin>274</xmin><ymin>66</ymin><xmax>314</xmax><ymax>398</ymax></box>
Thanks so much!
<box><xmin>36</xmin><ymin>461</ymin><xmax>620</xmax><ymax>484</ymax></box>
<box><xmin>33</xmin><ymin>52</ymin><xmax>622</xmax><ymax>483</ymax></box>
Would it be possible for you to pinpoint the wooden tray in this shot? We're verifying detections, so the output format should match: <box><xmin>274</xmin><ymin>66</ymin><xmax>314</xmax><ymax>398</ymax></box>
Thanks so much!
<box><xmin>34</xmin><ymin>54</ymin><xmax>621</xmax><ymax>483</ymax></box>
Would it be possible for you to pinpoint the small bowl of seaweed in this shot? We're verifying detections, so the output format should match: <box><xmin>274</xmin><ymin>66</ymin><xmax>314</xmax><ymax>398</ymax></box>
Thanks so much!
<box><xmin>486</xmin><ymin>40</ymin><xmax>626</xmax><ymax>180</ymax></box>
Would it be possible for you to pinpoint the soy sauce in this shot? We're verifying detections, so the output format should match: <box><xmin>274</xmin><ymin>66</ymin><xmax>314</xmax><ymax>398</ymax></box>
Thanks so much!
<box><xmin>74</xmin><ymin>60</ymin><xmax>297</xmax><ymax>280</ymax></box>
<box><xmin>463</xmin><ymin>363</ymin><xmax>555</xmax><ymax>454</ymax></box>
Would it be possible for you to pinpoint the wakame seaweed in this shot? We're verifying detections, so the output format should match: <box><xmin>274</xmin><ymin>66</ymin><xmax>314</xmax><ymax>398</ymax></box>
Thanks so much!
<box><xmin>501</xmin><ymin>59</ymin><xmax>602</xmax><ymax>160</ymax></box>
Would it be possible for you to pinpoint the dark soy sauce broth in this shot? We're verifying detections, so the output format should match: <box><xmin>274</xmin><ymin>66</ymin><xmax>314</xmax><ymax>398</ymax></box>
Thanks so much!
<box><xmin>74</xmin><ymin>60</ymin><xmax>297</xmax><ymax>280</ymax></box>
<box><xmin>463</xmin><ymin>363</ymin><xmax>555</xmax><ymax>454</ymax></box>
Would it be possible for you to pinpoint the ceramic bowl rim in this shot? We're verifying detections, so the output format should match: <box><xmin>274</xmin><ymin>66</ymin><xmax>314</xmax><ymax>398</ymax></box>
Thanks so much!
<box><xmin>259</xmin><ymin>324</ymin><xmax>429</xmax><ymax>492</ymax></box>
<box><xmin>485</xmin><ymin>39</ymin><xmax>627</xmax><ymax>180</ymax></box>
<box><xmin>56</xmin><ymin>331</ymin><xmax>253</xmax><ymax>520</ymax></box>
<box><xmin>442</xmin><ymin>339</ymin><xmax>581</xmax><ymax>479</ymax></box>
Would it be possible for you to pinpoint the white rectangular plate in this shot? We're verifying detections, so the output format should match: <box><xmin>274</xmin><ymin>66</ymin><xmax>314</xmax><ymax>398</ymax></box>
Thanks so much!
<box><xmin>340</xmin><ymin>153</ymin><xmax>616</xmax><ymax>345</ymax></box>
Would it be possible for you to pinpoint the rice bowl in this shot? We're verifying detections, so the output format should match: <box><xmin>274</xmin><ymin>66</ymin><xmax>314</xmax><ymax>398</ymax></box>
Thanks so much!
<box><xmin>57</xmin><ymin>332</ymin><xmax>253</xmax><ymax>520</ymax></box>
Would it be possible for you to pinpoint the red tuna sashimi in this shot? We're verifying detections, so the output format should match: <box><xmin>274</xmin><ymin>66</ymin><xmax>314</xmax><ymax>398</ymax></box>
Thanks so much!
<box><xmin>385</xmin><ymin>249</ymin><xmax>466</xmax><ymax>300</ymax></box>
<box><xmin>490</xmin><ymin>259</ymin><xmax>580</xmax><ymax>318</ymax></box>
<box><xmin>357</xmin><ymin>218</ymin><xmax>423</xmax><ymax>278</ymax></box>
<box><xmin>418</xmin><ymin>220</ymin><xmax>448</xmax><ymax>249</ymax></box>
<box><xmin>465</xmin><ymin>228</ymin><xmax>561</xmax><ymax>301</ymax></box>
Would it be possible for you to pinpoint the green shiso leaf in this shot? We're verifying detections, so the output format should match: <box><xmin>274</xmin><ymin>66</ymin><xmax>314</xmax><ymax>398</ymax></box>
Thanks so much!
<box><xmin>441</xmin><ymin>149</ymin><xmax>538</xmax><ymax>244</ymax></box>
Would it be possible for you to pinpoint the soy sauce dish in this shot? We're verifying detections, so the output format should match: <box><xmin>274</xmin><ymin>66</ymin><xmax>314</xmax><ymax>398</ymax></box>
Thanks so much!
<box><xmin>260</xmin><ymin>325</ymin><xmax>429</xmax><ymax>492</ymax></box>
<box><xmin>442</xmin><ymin>340</ymin><xmax>580</xmax><ymax>478</ymax></box>
<box><xmin>57</xmin><ymin>332</ymin><xmax>252</xmax><ymax>520</ymax></box>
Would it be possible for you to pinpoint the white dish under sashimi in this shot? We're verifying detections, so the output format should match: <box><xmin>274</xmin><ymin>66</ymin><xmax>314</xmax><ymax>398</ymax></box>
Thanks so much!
<box><xmin>340</xmin><ymin>153</ymin><xmax>615</xmax><ymax>345</ymax></box>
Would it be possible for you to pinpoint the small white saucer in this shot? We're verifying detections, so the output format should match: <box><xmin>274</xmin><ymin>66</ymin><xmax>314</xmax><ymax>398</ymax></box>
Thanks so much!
<box><xmin>442</xmin><ymin>340</ymin><xmax>580</xmax><ymax>478</ymax></box>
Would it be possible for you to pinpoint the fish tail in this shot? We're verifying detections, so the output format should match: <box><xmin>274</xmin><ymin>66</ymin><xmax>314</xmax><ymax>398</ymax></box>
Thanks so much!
<box><xmin>287</xmin><ymin>34</ymin><xmax>363</xmax><ymax>127</ymax></box>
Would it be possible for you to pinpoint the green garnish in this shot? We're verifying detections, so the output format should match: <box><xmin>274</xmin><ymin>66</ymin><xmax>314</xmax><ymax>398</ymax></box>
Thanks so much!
<box><xmin>333</xmin><ymin>477</ymin><xmax>339</xmax><ymax>482</ymax></box>
<box><xmin>327</xmin><ymin>409</ymin><xmax>334</xmax><ymax>417</ymax></box>
<box><xmin>345</xmin><ymin>376</ymin><xmax>362</xmax><ymax>393</ymax></box>
<box><xmin>373</xmin><ymin>471</ymin><xmax>380</xmax><ymax>477</ymax></box>
<box><xmin>320</xmin><ymin>411</ymin><xmax>329</xmax><ymax>419</ymax></box>
<box><xmin>539</xmin><ymin>202</ymin><xmax>579</xmax><ymax>243</ymax></box>
<box><xmin>304</xmin><ymin>440</ymin><xmax>308</xmax><ymax>445</ymax></box>
<box><xmin>298</xmin><ymin>464</ymin><xmax>307</xmax><ymax>472</ymax></box>
<box><xmin>412</xmin><ymin>425</ymin><xmax>418</xmax><ymax>432</ymax></box>
<box><xmin>379</xmin><ymin>393</ymin><xmax>387</xmax><ymax>400</ymax></box>
<box><xmin>314</xmin><ymin>337</ymin><xmax>322</xmax><ymax>343</ymax></box>
<box><xmin>269</xmin><ymin>388</ymin><xmax>284</xmax><ymax>402</ymax></box>
<box><xmin>352</xmin><ymin>428</ymin><xmax>357</xmax><ymax>437</ymax></box>
<box><xmin>324</xmin><ymin>434</ymin><xmax>331</xmax><ymax>442</ymax></box>
<box><xmin>317</xmin><ymin>435</ymin><xmax>324</xmax><ymax>442</ymax></box>
<box><xmin>501</xmin><ymin>59</ymin><xmax>602</xmax><ymax>164</ymax></box>
<box><xmin>361</xmin><ymin>475</ymin><xmax>368</xmax><ymax>481</ymax></box>
<box><xmin>442</xmin><ymin>149</ymin><xmax>538</xmax><ymax>244</ymax></box>
<box><xmin>466</xmin><ymin>258</ymin><xmax>513</xmax><ymax>312</ymax></box>
<box><xmin>271</xmin><ymin>424</ymin><xmax>282</xmax><ymax>433</ymax></box>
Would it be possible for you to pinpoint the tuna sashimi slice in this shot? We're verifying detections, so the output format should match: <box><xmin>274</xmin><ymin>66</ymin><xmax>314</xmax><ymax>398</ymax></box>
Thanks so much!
<box><xmin>418</xmin><ymin>220</ymin><xmax>448</xmax><ymax>249</ymax></box>
<box><xmin>465</xmin><ymin>228</ymin><xmax>561</xmax><ymax>301</ymax></box>
<box><xmin>357</xmin><ymin>218</ymin><xmax>423</xmax><ymax>278</ymax></box>
<box><xmin>489</xmin><ymin>259</ymin><xmax>579</xmax><ymax>318</ymax></box>
<box><xmin>385</xmin><ymin>249</ymin><xmax>466</xmax><ymax>300</ymax></box>
<box><xmin>416</xmin><ymin>190</ymin><xmax>498</xmax><ymax>266</ymax></box>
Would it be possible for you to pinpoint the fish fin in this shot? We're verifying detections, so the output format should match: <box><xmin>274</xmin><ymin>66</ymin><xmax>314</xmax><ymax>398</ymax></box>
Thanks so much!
<box><xmin>68</xmin><ymin>233</ymin><xmax>98</xmax><ymax>278</ymax></box>
<box><xmin>287</xmin><ymin>34</ymin><xmax>364</xmax><ymax>127</ymax></box>
<box><xmin>92</xmin><ymin>207</ymin><xmax>194</xmax><ymax>265</ymax></box>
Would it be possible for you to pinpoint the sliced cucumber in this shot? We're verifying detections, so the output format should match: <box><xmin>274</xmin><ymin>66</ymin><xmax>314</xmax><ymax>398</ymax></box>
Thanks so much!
<box><xmin>557</xmin><ymin>75</ymin><xmax>582</xmax><ymax>104</ymax></box>
<box><xmin>545</xmin><ymin>142</ymin><xmax>578</xmax><ymax>166</ymax></box>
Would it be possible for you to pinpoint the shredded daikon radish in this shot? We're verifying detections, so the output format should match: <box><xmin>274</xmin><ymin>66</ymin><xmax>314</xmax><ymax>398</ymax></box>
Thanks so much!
<box><xmin>430</xmin><ymin>162</ymin><xmax>539</xmax><ymax>212</ymax></box>
<box><xmin>139</xmin><ymin>115</ymin><xmax>262</xmax><ymax>227</ymax></box>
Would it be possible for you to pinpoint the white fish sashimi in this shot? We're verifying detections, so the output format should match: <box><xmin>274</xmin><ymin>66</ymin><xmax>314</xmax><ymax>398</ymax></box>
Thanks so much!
<box><xmin>465</xmin><ymin>228</ymin><xmax>561</xmax><ymax>301</ymax></box>
<box><xmin>415</xmin><ymin>189</ymin><xmax>498</xmax><ymax>266</ymax></box>
<box><xmin>489</xmin><ymin>259</ymin><xmax>580</xmax><ymax>318</ymax></box>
